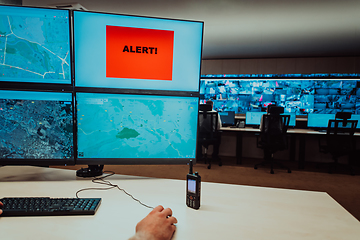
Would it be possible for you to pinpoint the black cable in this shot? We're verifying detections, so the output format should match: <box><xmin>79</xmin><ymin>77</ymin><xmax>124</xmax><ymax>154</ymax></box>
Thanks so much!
<box><xmin>76</xmin><ymin>171</ymin><xmax>154</xmax><ymax>209</ymax></box>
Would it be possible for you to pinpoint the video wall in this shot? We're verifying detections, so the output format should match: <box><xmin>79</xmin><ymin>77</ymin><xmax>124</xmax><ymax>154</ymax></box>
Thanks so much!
<box><xmin>200</xmin><ymin>79</ymin><xmax>360</xmax><ymax>115</ymax></box>
<box><xmin>0</xmin><ymin>5</ymin><xmax>203</xmax><ymax>165</ymax></box>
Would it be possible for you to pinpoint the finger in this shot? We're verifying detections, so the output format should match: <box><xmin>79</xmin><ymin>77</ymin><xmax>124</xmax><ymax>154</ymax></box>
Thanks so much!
<box><xmin>162</xmin><ymin>207</ymin><xmax>173</xmax><ymax>217</ymax></box>
<box><xmin>152</xmin><ymin>205</ymin><xmax>164</xmax><ymax>213</ymax></box>
<box><xmin>0</xmin><ymin>209</ymin><xmax>2</xmax><ymax>215</ymax></box>
<box><xmin>168</xmin><ymin>216</ymin><xmax>178</xmax><ymax>225</ymax></box>
<box><xmin>170</xmin><ymin>224</ymin><xmax>177</xmax><ymax>233</ymax></box>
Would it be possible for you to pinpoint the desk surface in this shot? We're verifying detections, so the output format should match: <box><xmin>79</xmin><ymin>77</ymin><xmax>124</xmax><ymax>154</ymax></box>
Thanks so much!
<box><xmin>1</xmin><ymin>166</ymin><xmax>360</xmax><ymax>240</ymax></box>
<box><xmin>221</xmin><ymin>126</ymin><xmax>360</xmax><ymax>135</ymax></box>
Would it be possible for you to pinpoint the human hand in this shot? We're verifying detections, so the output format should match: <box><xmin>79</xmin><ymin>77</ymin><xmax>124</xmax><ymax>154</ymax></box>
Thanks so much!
<box><xmin>134</xmin><ymin>205</ymin><xmax>177</xmax><ymax>240</ymax></box>
<box><xmin>0</xmin><ymin>201</ymin><xmax>3</xmax><ymax>215</ymax></box>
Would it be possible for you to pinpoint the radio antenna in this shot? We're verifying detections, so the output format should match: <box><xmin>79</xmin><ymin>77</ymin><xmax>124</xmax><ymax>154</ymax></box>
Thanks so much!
<box><xmin>189</xmin><ymin>160</ymin><xmax>193</xmax><ymax>174</ymax></box>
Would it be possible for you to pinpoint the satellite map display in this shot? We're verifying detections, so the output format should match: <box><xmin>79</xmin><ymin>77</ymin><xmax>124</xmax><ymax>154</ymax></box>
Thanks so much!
<box><xmin>77</xmin><ymin>93</ymin><xmax>198</xmax><ymax>159</ymax></box>
<box><xmin>0</xmin><ymin>6</ymin><xmax>71</xmax><ymax>84</ymax></box>
<box><xmin>0</xmin><ymin>91</ymin><xmax>73</xmax><ymax>159</ymax></box>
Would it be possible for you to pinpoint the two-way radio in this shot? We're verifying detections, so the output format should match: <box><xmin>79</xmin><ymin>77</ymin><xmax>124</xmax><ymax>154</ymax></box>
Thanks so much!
<box><xmin>186</xmin><ymin>160</ymin><xmax>201</xmax><ymax>210</ymax></box>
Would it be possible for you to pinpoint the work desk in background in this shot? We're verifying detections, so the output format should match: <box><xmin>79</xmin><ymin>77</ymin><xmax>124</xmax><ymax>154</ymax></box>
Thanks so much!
<box><xmin>1</xmin><ymin>166</ymin><xmax>360</xmax><ymax>240</ymax></box>
<box><xmin>220</xmin><ymin>126</ymin><xmax>360</xmax><ymax>168</ymax></box>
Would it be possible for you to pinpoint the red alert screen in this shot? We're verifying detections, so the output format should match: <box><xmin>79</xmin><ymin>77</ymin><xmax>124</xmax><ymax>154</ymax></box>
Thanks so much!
<box><xmin>106</xmin><ymin>25</ymin><xmax>174</xmax><ymax>80</ymax></box>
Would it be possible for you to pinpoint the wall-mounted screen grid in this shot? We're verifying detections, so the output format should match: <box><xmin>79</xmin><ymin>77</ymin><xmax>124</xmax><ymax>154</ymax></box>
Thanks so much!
<box><xmin>201</xmin><ymin>79</ymin><xmax>360</xmax><ymax>115</ymax></box>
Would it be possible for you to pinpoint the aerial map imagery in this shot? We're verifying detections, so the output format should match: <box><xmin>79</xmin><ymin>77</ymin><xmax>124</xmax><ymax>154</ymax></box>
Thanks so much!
<box><xmin>0</xmin><ymin>91</ymin><xmax>74</xmax><ymax>159</ymax></box>
<box><xmin>77</xmin><ymin>93</ymin><xmax>198</xmax><ymax>159</ymax></box>
<box><xmin>0</xmin><ymin>7</ymin><xmax>71</xmax><ymax>84</ymax></box>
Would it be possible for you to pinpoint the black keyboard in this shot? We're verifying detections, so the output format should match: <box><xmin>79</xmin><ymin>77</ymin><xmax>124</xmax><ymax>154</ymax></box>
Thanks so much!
<box><xmin>0</xmin><ymin>197</ymin><xmax>101</xmax><ymax>217</ymax></box>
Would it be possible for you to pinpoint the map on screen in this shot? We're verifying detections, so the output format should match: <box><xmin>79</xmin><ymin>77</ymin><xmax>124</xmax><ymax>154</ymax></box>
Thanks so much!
<box><xmin>0</xmin><ymin>91</ymin><xmax>73</xmax><ymax>159</ymax></box>
<box><xmin>77</xmin><ymin>93</ymin><xmax>198</xmax><ymax>159</ymax></box>
<box><xmin>0</xmin><ymin>6</ymin><xmax>71</xmax><ymax>84</ymax></box>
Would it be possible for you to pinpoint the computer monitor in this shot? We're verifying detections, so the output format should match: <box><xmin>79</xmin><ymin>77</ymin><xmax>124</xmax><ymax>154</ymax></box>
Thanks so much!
<box><xmin>219</xmin><ymin>111</ymin><xmax>235</xmax><ymax>127</ymax></box>
<box><xmin>245</xmin><ymin>112</ymin><xmax>266</xmax><ymax>127</ymax></box>
<box><xmin>0</xmin><ymin>5</ymin><xmax>71</xmax><ymax>85</ymax></box>
<box><xmin>281</xmin><ymin>112</ymin><xmax>296</xmax><ymax>127</ymax></box>
<box><xmin>307</xmin><ymin>113</ymin><xmax>336</xmax><ymax>129</ymax></box>
<box><xmin>76</xmin><ymin>92</ymin><xmax>199</xmax><ymax>164</ymax></box>
<box><xmin>0</xmin><ymin>90</ymin><xmax>74</xmax><ymax>165</ymax></box>
<box><xmin>350</xmin><ymin>114</ymin><xmax>360</xmax><ymax>129</ymax></box>
<box><xmin>73</xmin><ymin>10</ymin><xmax>203</xmax><ymax>92</ymax></box>
<box><xmin>0</xmin><ymin>6</ymin><xmax>202</xmax><ymax>170</ymax></box>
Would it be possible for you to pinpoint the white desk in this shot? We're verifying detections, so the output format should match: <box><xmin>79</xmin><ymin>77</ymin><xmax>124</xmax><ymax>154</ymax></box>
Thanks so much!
<box><xmin>1</xmin><ymin>166</ymin><xmax>360</xmax><ymax>240</ymax></box>
<box><xmin>220</xmin><ymin>126</ymin><xmax>360</xmax><ymax>168</ymax></box>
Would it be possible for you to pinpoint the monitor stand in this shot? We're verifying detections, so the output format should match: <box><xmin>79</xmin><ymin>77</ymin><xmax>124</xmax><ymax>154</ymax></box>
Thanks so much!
<box><xmin>76</xmin><ymin>165</ymin><xmax>104</xmax><ymax>178</ymax></box>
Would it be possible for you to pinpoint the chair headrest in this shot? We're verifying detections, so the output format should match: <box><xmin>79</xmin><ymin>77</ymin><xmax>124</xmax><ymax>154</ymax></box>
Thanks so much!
<box><xmin>335</xmin><ymin>112</ymin><xmax>351</xmax><ymax>120</ymax></box>
<box><xmin>267</xmin><ymin>105</ymin><xmax>284</xmax><ymax>115</ymax></box>
<box><xmin>199</xmin><ymin>104</ymin><xmax>212</xmax><ymax>112</ymax></box>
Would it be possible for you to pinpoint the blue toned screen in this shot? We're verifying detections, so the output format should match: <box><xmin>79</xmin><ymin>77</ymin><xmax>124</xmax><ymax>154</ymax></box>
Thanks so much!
<box><xmin>307</xmin><ymin>113</ymin><xmax>336</xmax><ymax>128</ymax></box>
<box><xmin>187</xmin><ymin>179</ymin><xmax>196</xmax><ymax>193</ymax></box>
<box><xmin>201</xmin><ymin>79</ymin><xmax>360</xmax><ymax>115</ymax></box>
<box><xmin>245</xmin><ymin>112</ymin><xmax>295</xmax><ymax>127</ymax></box>
<box><xmin>0</xmin><ymin>5</ymin><xmax>71</xmax><ymax>84</ymax></box>
<box><xmin>281</xmin><ymin>112</ymin><xmax>296</xmax><ymax>127</ymax></box>
<box><xmin>76</xmin><ymin>93</ymin><xmax>199</xmax><ymax>160</ymax></box>
<box><xmin>350</xmin><ymin>114</ymin><xmax>360</xmax><ymax>129</ymax></box>
<box><xmin>0</xmin><ymin>90</ymin><xmax>73</xmax><ymax>159</ymax></box>
<box><xmin>74</xmin><ymin>11</ymin><xmax>203</xmax><ymax>91</ymax></box>
<box><xmin>245</xmin><ymin>112</ymin><xmax>266</xmax><ymax>126</ymax></box>
<box><xmin>219</xmin><ymin>111</ymin><xmax>235</xmax><ymax>125</ymax></box>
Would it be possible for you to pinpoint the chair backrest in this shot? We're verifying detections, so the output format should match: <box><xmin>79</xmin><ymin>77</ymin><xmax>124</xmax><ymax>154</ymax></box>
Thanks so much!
<box><xmin>326</xmin><ymin>119</ymin><xmax>358</xmax><ymax>152</ymax></box>
<box><xmin>259</xmin><ymin>114</ymin><xmax>290</xmax><ymax>152</ymax></box>
<box><xmin>198</xmin><ymin>111</ymin><xmax>219</xmax><ymax>140</ymax></box>
<box><xmin>199</xmin><ymin>104</ymin><xmax>212</xmax><ymax>112</ymax></box>
<box><xmin>267</xmin><ymin>105</ymin><xmax>284</xmax><ymax>115</ymax></box>
<box><xmin>335</xmin><ymin>112</ymin><xmax>351</xmax><ymax>121</ymax></box>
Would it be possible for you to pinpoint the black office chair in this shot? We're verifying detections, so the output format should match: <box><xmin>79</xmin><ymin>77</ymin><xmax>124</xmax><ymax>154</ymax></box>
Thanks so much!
<box><xmin>254</xmin><ymin>106</ymin><xmax>291</xmax><ymax>174</ymax></box>
<box><xmin>318</xmin><ymin>112</ymin><xmax>358</xmax><ymax>175</ymax></box>
<box><xmin>197</xmin><ymin>106</ymin><xmax>222</xmax><ymax>169</ymax></box>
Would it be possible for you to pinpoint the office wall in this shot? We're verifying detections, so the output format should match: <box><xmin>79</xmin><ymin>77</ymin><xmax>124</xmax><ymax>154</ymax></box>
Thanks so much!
<box><xmin>201</xmin><ymin>56</ymin><xmax>360</xmax><ymax>75</ymax></box>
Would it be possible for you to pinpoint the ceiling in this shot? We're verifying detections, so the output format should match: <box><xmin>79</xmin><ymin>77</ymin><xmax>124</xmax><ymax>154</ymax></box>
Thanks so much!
<box><xmin>23</xmin><ymin>0</ymin><xmax>360</xmax><ymax>59</ymax></box>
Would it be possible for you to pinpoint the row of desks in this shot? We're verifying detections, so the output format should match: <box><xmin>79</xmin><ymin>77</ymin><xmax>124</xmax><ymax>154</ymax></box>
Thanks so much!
<box><xmin>220</xmin><ymin>126</ymin><xmax>360</xmax><ymax>168</ymax></box>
